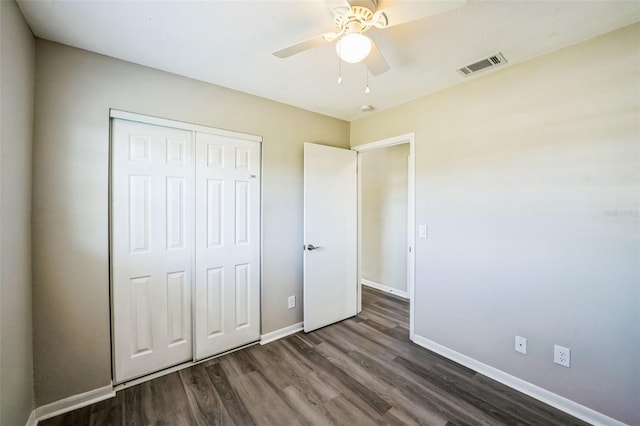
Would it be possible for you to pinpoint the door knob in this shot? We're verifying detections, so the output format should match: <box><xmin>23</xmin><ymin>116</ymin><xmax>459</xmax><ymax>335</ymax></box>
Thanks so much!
<box><xmin>306</xmin><ymin>244</ymin><xmax>321</xmax><ymax>251</ymax></box>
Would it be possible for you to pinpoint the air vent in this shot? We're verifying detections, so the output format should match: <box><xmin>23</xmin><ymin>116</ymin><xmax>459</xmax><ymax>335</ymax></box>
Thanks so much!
<box><xmin>457</xmin><ymin>53</ymin><xmax>507</xmax><ymax>77</ymax></box>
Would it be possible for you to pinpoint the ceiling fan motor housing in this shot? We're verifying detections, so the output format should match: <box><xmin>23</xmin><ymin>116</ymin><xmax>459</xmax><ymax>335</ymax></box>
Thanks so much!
<box><xmin>349</xmin><ymin>0</ymin><xmax>378</xmax><ymax>13</ymax></box>
<box><xmin>334</xmin><ymin>0</ymin><xmax>386</xmax><ymax>33</ymax></box>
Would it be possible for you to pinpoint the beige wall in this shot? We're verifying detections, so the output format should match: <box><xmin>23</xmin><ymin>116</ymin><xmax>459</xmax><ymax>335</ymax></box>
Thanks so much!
<box><xmin>361</xmin><ymin>144</ymin><xmax>409</xmax><ymax>292</ymax></box>
<box><xmin>32</xmin><ymin>40</ymin><xmax>349</xmax><ymax>405</ymax></box>
<box><xmin>351</xmin><ymin>23</ymin><xmax>640</xmax><ymax>424</ymax></box>
<box><xmin>0</xmin><ymin>0</ymin><xmax>35</xmax><ymax>424</ymax></box>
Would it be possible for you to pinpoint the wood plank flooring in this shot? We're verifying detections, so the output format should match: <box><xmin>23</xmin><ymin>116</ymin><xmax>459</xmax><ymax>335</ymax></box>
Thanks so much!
<box><xmin>40</xmin><ymin>287</ymin><xmax>590</xmax><ymax>425</ymax></box>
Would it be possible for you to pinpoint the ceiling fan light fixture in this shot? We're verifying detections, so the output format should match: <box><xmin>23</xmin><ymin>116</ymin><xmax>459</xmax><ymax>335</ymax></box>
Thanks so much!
<box><xmin>336</xmin><ymin>33</ymin><xmax>372</xmax><ymax>64</ymax></box>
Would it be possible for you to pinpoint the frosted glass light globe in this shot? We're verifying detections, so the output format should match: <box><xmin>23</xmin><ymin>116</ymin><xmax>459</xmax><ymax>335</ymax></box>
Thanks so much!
<box><xmin>336</xmin><ymin>33</ymin><xmax>372</xmax><ymax>64</ymax></box>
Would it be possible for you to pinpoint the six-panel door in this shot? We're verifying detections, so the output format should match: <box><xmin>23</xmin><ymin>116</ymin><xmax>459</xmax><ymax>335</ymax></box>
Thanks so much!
<box><xmin>112</xmin><ymin>119</ymin><xmax>261</xmax><ymax>383</ymax></box>
<box><xmin>193</xmin><ymin>132</ymin><xmax>261</xmax><ymax>360</ymax></box>
<box><xmin>112</xmin><ymin>120</ymin><xmax>195</xmax><ymax>383</ymax></box>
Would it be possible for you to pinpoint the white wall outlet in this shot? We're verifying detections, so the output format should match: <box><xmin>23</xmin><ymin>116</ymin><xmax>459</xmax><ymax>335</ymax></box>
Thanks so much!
<box><xmin>554</xmin><ymin>345</ymin><xmax>571</xmax><ymax>367</ymax></box>
<box><xmin>288</xmin><ymin>295</ymin><xmax>296</xmax><ymax>309</ymax></box>
<box><xmin>515</xmin><ymin>336</ymin><xmax>527</xmax><ymax>354</ymax></box>
<box><xmin>418</xmin><ymin>225</ymin><xmax>428</xmax><ymax>239</ymax></box>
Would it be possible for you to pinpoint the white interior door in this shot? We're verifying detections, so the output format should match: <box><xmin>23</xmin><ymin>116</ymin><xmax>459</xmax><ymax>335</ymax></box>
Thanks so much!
<box><xmin>194</xmin><ymin>132</ymin><xmax>261</xmax><ymax>360</ymax></box>
<box><xmin>112</xmin><ymin>119</ymin><xmax>194</xmax><ymax>383</ymax></box>
<box><xmin>303</xmin><ymin>143</ymin><xmax>357</xmax><ymax>332</ymax></box>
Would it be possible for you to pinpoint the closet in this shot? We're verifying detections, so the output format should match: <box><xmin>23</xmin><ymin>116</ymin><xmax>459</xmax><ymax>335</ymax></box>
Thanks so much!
<box><xmin>110</xmin><ymin>112</ymin><xmax>261</xmax><ymax>383</ymax></box>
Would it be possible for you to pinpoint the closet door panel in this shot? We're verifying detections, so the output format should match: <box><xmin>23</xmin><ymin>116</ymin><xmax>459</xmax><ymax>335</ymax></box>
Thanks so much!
<box><xmin>112</xmin><ymin>119</ymin><xmax>194</xmax><ymax>383</ymax></box>
<box><xmin>194</xmin><ymin>133</ymin><xmax>261</xmax><ymax>360</ymax></box>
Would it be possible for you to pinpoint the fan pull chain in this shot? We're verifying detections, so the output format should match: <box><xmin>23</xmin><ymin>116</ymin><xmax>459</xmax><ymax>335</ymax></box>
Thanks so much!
<box><xmin>365</xmin><ymin>68</ymin><xmax>370</xmax><ymax>94</ymax></box>
<box><xmin>337</xmin><ymin>44</ymin><xmax>343</xmax><ymax>84</ymax></box>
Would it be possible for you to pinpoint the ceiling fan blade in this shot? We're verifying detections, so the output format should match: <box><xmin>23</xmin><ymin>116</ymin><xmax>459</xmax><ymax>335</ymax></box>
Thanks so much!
<box><xmin>379</xmin><ymin>0</ymin><xmax>466</xmax><ymax>28</ymax></box>
<box><xmin>273</xmin><ymin>33</ymin><xmax>334</xmax><ymax>58</ymax></box>
<box><xmin>364</xmin><ymin>40</ymin><xmax>389</xmax><ymax>76</ymax></box>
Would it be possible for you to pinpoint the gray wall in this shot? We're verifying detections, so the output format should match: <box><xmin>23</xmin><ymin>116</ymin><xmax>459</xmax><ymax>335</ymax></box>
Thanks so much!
<box><xmin>361</xmin><ymin>144</ymin><xmax>409</xmax><ymax>292</ymax></box>
<box><xmin>351</xmin><ymin>23</ymin><xmax>640</xmax><ymax>425</ymax></box>
<box><xmin>0</xmin><ymin>0</ymin><xmax>35</xmax><ymax>424</ymax></box>
<box><xmin>32</xmin><ymin>40</ymin><xmax>349</xmax><ymax>405</ymax></box>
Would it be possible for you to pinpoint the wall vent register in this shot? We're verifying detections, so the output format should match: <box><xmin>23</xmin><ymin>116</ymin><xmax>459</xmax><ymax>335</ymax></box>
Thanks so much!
<box><xmin>458</xmin><ymin>52</ymin><xmax>507</xmax><ymax>76</ymax></box>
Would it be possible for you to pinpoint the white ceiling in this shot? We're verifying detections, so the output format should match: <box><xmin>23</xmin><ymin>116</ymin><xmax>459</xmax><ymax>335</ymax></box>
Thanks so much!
<box><xmin>17</xmin><ymin>0</ymin><xmax>640</xmax><ymax>121</ymax></box>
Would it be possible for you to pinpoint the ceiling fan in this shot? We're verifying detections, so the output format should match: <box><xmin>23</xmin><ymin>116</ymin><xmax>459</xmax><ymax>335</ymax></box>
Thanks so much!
<box><xmin>273</xmin><ymin>0</ymin><xmax>467</xmax><ymax>76</ymax></box>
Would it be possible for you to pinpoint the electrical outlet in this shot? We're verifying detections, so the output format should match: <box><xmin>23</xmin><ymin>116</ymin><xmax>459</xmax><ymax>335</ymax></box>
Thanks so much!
<box><xmin>554</xmin><ymin>345</ymin><xmax>571</xmax><ymax>367</ymax></box>
<box><xmin>515</xmin><ymin>336</ymin><xmax>527</xmax><ymax>354</ymax></box>
<box><xmin>288</xmin><ymin>296</ymin><xmax>296</xmax><ymax>309</ymax></box>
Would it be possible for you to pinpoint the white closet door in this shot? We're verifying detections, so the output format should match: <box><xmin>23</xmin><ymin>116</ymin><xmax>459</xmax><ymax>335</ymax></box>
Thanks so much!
<box><xmin>112</xmin><ymin>119</ymin><xmax>194</xmax><ymax>383</ymax></box>
<box><xmin>194</xmin><ymin>132</ymin><xmax>261</xmax><ymax>360</ymax></box>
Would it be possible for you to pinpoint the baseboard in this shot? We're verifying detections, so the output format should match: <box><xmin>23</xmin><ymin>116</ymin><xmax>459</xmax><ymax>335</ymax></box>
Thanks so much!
<box><xmin>413</xmin><ymin>335</ymin><xmax>626</xmax><ymax>426</ymax></box>
<box><xmin>25</xmin><ymin>409</ymin><xmax>37</xmax><ymax>426</ymax></box>
<box><xmin>35</xmin><ymin>384</ymin><xmax>115</xmax><ymax>423</ymax></box>
<box><xmin>362</xmin><ymin>279</ymin><xmax>409</xmax><ymax>299</ymax></box>
<box><xmin>260</xmin><ymin>322</ymin><xmax>303</xmax><ymax>345</ymax></box>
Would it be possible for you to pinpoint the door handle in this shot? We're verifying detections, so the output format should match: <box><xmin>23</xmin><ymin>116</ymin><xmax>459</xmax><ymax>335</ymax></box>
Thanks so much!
<box><xmin>306</xmin><ymin>244</ymin><xmax>321</xmax><ymax>251</ymax></box>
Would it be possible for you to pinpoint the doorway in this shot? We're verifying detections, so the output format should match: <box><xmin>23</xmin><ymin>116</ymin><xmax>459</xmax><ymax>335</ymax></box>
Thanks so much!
<box><xmin>352</xmin><ymin>133</ymin><xmax>415</xmax><ymax>340</ymax></box>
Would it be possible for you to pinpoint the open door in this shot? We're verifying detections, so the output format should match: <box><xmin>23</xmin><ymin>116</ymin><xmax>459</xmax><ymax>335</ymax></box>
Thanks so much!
<box><xmin>303</xmin><ymin>143</ymin><xmax>357</xmax><ymax>332</ymax></box>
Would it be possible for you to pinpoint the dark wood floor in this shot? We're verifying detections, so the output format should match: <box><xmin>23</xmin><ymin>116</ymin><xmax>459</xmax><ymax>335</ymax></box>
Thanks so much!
<box><xmin>40</xmin><ymin>287</ymin><xmax>590</xmax><ymax>425</ymax></box>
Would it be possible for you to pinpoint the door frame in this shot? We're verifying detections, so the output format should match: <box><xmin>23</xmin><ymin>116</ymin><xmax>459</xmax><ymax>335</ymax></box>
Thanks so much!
<box><xmin>351</xmin><ymin>132</ymin><xmax>416</xmax><ymax>340</ymax></box>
